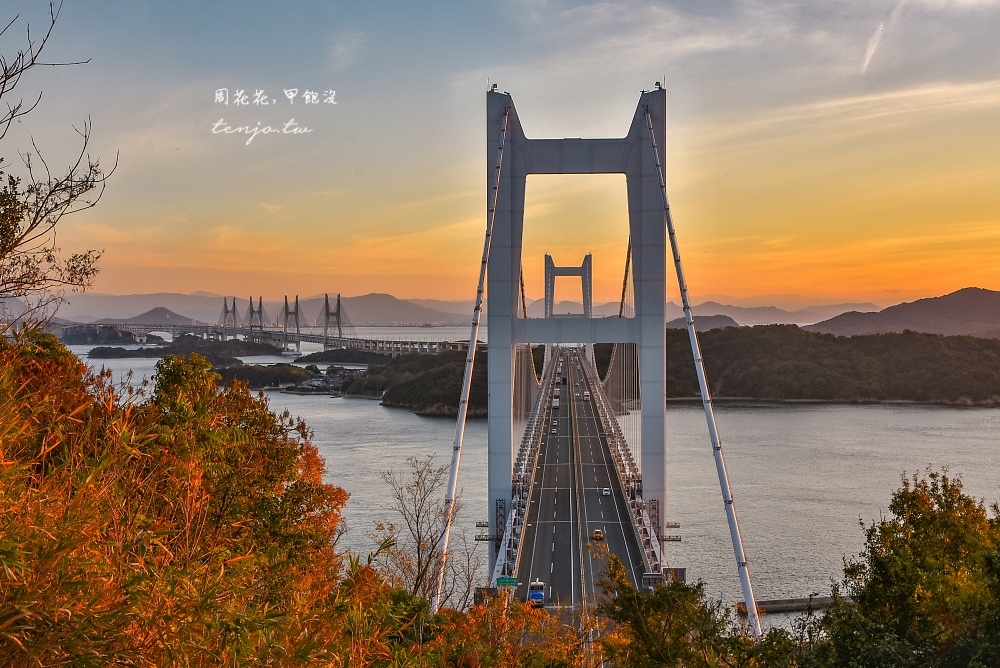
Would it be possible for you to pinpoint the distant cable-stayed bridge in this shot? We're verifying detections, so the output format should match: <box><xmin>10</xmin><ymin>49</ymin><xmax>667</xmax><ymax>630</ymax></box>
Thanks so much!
<box><xmin>59</xmin><ymin>292</ymin><xmax>475</xmax><ymax>356</ymax></box>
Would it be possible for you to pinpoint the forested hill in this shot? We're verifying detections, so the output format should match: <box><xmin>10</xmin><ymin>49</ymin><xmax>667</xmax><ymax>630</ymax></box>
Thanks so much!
<box><xmin>359</xmin><ymin>326</ymin><xmax>1000</xmax><ymax>416</ymax></box>
<box><xmin>665</xmin><ymin>325</ymin><xmax>1000</xmax><ymax>404</ymax></box>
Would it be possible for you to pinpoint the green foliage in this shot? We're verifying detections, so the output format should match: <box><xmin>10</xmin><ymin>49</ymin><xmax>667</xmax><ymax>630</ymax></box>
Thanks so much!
<box><xmin>214</xmin><ymin>362</ymin><xmax>316</xmax><ymax>389</ymax></box>
<box><xmin>295</xmin><ymin>348</ymin><xmax>393</xmax><ymax>365</ymax></box>
<box><xmin>668</xmin><ymin>325</ymin><xmax>1000</xmax><ymax>404</ymax></box>
<box><xmin>819</xmin><ymin>469</ymin><xmax>1000</xmax><ymax>667</ymax></box>
<box><xmin>336</xmin><ymin>327</ymin><xmax>1000</xmax><ymax>415</ymax></box>
<box><xmin>346</xmin><ymin>350</ymin><xmax>488</xmax><ymax>416</ymax></box>
<box><xmin>597</xmin><ymin>556</ymin><xmax>798</xmax><ymax>667</ymax></box>
<box><xmin>88</xmin><ymin>333</ymin><xmax>280</xmax><ymax>365</ymax></box>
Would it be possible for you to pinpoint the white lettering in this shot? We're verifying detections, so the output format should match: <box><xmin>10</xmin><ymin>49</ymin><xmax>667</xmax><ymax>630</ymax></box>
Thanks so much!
<box><xmin>211</xmin><ymin>118</ymin><xmax>312</xmax><ymax>144</ymax></box>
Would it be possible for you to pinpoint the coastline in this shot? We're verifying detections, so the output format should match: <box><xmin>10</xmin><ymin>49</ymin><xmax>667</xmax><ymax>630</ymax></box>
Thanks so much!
<box><xmin>667</xmin><ymin>396</ymin><xmax>1000</xmax><ymax>408</ymax></box>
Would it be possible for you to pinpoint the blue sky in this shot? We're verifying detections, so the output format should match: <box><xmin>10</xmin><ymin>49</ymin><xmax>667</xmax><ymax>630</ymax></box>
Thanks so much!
<box><xmin>2</xmin><ymin>0</ymin><xmax>998</xmax><ymax>306</ymax></box>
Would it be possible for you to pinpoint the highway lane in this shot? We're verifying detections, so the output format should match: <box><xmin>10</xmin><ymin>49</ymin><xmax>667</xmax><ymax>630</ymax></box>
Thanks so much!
<box><xmin>570</xmin><ymin>354</ymin><xmax>647</xmax><ymax>592</ymax></box>
<box><xmin>514</xmin><ymin>349</ymin><xmax>645</xmax><ymax>607</ymax></box>
<box><xmin>516</xmin><ymin>351</ymin><xmax>577</xmax><ymax>605</ymax></box>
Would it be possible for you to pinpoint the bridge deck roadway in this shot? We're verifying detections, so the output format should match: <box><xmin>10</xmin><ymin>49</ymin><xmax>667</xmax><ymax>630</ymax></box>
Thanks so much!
<box><xmin>515</xmin><ymin>349</ymin><xmax>646</xmax><ymax>607</ymax></box>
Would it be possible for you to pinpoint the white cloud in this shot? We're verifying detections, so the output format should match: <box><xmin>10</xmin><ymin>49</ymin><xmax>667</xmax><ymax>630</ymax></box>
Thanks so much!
<box><xmin>687</xmin><ymin>79</ymin><xmax>1000</xmax><ymax>148</ymax></box>
<box><xmin>329</xmin><ymin>30</ymin><xmax>367</xmax><ymax>70</ymax></box>
<box><xmin>912</xmin><ymin>0</ymin><xmax>1000</xmax><ymax>6</ymax></box>
<box><xmin>862</xmin><ymin>0</ymin><xmax>907</xmax><ymax>73</ymax></box>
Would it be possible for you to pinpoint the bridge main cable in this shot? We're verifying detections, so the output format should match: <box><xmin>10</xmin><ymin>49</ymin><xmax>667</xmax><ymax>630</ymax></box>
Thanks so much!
<box><xmin>644</xmin><ymin>105</ymin><xmax>763</xmax><ymax>637</ymax></box>
<box><xmin>430</xmin><ymin>104</ymin><xmax>511</xmax><ymax>613</ymax></box>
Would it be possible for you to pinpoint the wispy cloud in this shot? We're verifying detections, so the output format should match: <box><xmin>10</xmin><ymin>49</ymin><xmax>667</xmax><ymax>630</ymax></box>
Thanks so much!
<box><xmin>329</xmin><ymin>30</ymin><xmax>367</xmax><ymax>70</ymax></box>
<box><xmin>914</xmin><ymin>0</ymin><xmax>1000</xmax><ymax>6</ymax></box>
<box><xmin>862</xmin><ymin>0</ymin><xmax>908</xmax><ymax>74</ymax></box>
<box><xmin>686</xmin><ymin>79</ymin><xmax>1000</xmax><ymax>150</ymax></box>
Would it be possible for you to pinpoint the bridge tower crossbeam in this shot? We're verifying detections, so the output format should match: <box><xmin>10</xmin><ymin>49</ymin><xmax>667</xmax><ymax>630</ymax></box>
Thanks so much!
<box><xmin>484</xmin><ymin>88</ymin><xmax>669</xmax><ymax>583</ymax></box>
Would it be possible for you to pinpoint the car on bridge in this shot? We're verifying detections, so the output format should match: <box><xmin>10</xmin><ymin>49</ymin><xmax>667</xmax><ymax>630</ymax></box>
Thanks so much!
<box><xmin>527</xmin><ymin>580</ymin><xmax>546</xmax><ymax>607</ymax></box>
<box><xmin>602</xmin><ymin>487</ymin><xmax>611</xmax><ymax>496</ymax></box>
<box><xmin>592</xmin><ymin>529</ymin><xmax>604</xmax><ymax>541</ymax></box>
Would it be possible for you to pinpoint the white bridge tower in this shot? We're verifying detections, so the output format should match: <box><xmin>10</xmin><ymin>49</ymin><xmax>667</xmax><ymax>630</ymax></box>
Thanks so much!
<box><xmin>486</xmin><ymin>88</ymin><xmax>668</xmax><ymax>571</ymax></box>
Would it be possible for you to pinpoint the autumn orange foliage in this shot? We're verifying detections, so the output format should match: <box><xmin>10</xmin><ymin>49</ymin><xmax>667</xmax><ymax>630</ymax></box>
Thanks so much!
<box><xmin>0</xmin><ymin>332</ymin><xmax>596</xmax><ymax>666</ymax></box>
<box><xmin>0</xmin><ymin>331</ymin><xmax>356</xmax><ymax>664</ymax></box>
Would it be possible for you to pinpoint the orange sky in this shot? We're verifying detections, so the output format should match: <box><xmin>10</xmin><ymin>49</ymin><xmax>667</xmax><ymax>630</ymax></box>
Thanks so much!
<box><xmin>10</xmin><ymin>1</ymin><xmax>999</xmax><ymax>309</ymax></box>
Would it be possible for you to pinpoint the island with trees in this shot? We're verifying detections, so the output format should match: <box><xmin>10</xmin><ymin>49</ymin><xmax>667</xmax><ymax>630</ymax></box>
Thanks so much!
<box><xmin>340</xmin><ymin>326</ymin><xmax>1000</xmax><ymax>417</ymax></box>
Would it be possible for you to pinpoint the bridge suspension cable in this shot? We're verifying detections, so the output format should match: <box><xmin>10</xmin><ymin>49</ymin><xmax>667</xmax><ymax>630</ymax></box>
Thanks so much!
<box><xmin>618</xmin><ymin>238</ymin><xmax>631</xmax><ymax>319</ymax></box>
<box><xmin>431</xmin><ymin>103</ymin><xmax>511</xmax><ymax>614</ymax></box>
<box><xmin>644</xmin><ymin>105</ymin><xmax>763</xmax><ymax>637</ymax></box>
<box><xmin>519</xmin><ymin>266</ymin><xmax>528</xmax><ymax>319</ymax></box>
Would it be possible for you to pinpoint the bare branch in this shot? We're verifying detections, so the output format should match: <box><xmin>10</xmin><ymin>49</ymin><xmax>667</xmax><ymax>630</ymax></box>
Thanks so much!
<box><xmin>0</xmin><ymin>5</ymin><xmax>111</xmax><ymax>327</ymax></box>
<box><xmin>373</xmin><ymin>455</ymin><xmax>485</xmax><ymax>611</ymax></box>
<box><xmin>0</xmin><ymin>2</ymin><xmax>90</xmax><ymax>144</ymax></box>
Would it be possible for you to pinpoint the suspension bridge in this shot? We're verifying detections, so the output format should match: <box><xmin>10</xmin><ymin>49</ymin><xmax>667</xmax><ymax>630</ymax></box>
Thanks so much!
<box><xmin>430</xmin><ymin>84</ymin><xmax>764</xmax><ymax>635</ymax></box>
<box><xmin>69</xmin><ymin>83</ymin><xmax>768</xmax><ymax>630</ymax></box>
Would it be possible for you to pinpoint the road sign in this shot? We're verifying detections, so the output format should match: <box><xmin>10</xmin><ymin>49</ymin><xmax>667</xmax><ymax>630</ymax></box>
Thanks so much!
<box><xmin>496</xmin><ymin>577</ymin><xmax>518</xmax><ymax>587</ymax></box>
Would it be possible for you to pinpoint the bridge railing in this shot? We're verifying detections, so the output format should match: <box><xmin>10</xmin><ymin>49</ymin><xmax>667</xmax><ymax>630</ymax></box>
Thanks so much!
<box><xmin>61</xmin><ymin>322</ymin><xmax>472</xmax><ymax>356</ymax></box>
<box><xmin>580</xmin><ymin>355</ymin><xmax>662</xmax><ymax>576</ymax></box>
<box><xmin>490</xmin><ymin>353</ymin><xmax>555</xmax><ymax>585</ymax></box>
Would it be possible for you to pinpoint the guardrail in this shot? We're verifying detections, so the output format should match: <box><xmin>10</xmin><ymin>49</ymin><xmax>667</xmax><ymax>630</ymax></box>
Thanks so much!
<box><xmin>490</xmin><ymin>351</ymin><xmax>555</xmax><ymax>585</ymax></box>
<box><xmin>56</xmin><ymin>322</ymin><xmax>472</xmax><ymax>356</ymax></box>
<box><xmin>580</xmin><ymin>355</ymin><xmax>663</xmax><ymax>576</ymax></box>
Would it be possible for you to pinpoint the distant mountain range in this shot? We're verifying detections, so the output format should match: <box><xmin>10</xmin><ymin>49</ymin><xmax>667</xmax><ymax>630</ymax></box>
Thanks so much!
<box><xmin>61</xmin><ymin>293</ymin><xmax>232</xmax><ymax>325</ymax></box>
<box><xmin>59</xmin><ymin>292</ymin><xmax>470</xmax><ymax>327</ymax></box>
<box><xmin>54</xmin><ymin>291</ymin><xmax>882</xmax><ymax>328</ymax></box>
<box><xmin>677</xmin><ymin>301</ymin><xmax>880</xmax><ymax>325</ymax></box>
<box><xmin>57</xmin><ymin>289</ymin><xmax>1000</xmax><ymax>337</ymax></box>
<box><xmin>805</xmin><ymin>288</ymin><xmax>1000</xmax><ymax>338</ymax></box>
<box><xmin>97</xmin><ymin>307</ymin><xmax>207</xmax><ymax>326</ymax></box>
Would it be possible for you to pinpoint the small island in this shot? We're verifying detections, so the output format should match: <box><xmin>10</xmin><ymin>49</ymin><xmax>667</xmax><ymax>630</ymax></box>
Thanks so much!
<box><xmin>342</xmin><ymin>350</ymin><xmax>489</xmax><ymax>416</ymax></box>
<box><xmin>88</xmin><ymin>333</ymin><xmax>282</xmax><ymax>362</ymax></box>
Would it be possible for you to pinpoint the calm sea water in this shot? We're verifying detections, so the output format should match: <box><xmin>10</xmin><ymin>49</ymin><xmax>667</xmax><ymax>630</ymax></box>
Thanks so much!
<box><xmin>69</xmin><ymin>343</ymin><xmax>1000</xmax><ymax>608</ymax></box>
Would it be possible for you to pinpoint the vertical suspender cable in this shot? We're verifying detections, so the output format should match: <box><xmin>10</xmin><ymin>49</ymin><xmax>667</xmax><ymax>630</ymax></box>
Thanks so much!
<box><xmin>431</xmin><ymin>105</ymin><xmax>511</xmax><ymax>614</ymax></box>
<box><xmin>643</xmin><ymin>107</ymin><xmax>763</xmax><ymax>637</ymax></box>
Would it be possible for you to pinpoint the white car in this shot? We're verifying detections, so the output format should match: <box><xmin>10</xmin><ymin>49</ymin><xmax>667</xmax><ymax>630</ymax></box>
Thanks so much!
<box><xmin>602</xmin><ymin>488</ymin><xmax>611</xmax><ymax>496</ymax></box>
<box><xmin>552</xmin><ymin>428</ymin><xmax>558</xmax><ymax>434</ymax></box>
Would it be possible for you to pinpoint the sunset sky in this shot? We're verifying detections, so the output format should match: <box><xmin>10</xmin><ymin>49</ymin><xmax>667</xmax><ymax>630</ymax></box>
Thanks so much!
<box><xmin>4</xmin><ymin>0</ymin><xmax>999</xmax><ymax>308</ymax></box>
